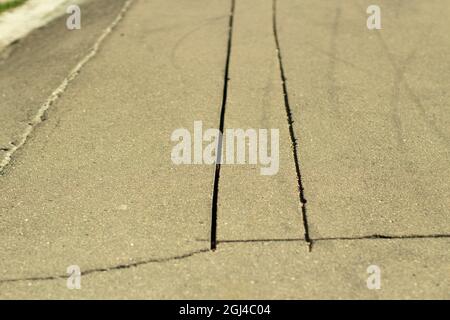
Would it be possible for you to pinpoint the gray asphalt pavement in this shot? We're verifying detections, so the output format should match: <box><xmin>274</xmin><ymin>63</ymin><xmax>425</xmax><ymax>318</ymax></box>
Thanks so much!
<box><xmin>0</xmin><ymin>0</ymin><xmax>448</xmax><ymax>299</ymax></box>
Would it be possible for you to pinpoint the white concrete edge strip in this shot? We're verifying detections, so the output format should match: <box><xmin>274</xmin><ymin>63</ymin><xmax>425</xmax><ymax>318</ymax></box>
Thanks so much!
<box><xmin>0</xmin><ymin>0</ymin><xmax>135</xmax><ymax>173</ymax></box>
<box><xmin>0</xmin><ymin>0</ymin><xmax>88</xmax><ymax>52</ymax></box>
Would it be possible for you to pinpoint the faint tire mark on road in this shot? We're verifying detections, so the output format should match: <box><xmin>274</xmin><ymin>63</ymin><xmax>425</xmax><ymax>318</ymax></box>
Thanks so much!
<box><xmin>170</xmin><ymin>14</ymin><xmax>228</xmax><ymax>69</ymax></box>
<box><xmin>353</xmin><ymin>0</ymin><xmax>449</xmax><ymax>148</ymax></box>
<box><xmin>390</xmin><ymin>40</ymin><xmax>422</xmax><ymax>147</ymax></box>
<box><xmin>326</xmin><ymin>4</ymin><xmax>341</xmax><ymax>113</ymax></box>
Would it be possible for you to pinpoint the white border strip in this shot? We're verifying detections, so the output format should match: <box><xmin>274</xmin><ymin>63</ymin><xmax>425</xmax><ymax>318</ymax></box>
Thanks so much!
<box><xmin>0</xmin><ymin>0</ymin><xmax>88</xmax><ymax>52</ymax></box>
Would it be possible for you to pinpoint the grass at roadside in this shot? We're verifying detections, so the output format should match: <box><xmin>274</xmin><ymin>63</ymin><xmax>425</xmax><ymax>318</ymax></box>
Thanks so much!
<box><xmin>0</xmin><ymin>0</ymin><xmax>28</xmax><ymax>14</ymax></box>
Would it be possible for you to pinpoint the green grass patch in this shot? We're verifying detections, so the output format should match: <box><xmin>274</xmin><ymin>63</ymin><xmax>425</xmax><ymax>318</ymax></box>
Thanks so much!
<box><xmin>0</xmin><ymin>0</ymin><xmax>28</xmax><ymax>14</ymax></box>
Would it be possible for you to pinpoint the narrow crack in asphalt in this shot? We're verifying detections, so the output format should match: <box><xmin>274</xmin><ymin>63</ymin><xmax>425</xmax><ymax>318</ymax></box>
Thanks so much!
<box><xmin>0</xmin><ymin>248</ymin><xmax>210</xmax><ymax>284</ymax></box>
<box><xmin>3</xmin><ymin>233</ymin><xmax>449</xmax><ymax>284</ymax></box>
<box><xmin>196</xmin><ymin>234</ymin><xmax>450</xmax><ymax>244</ymax></box>
<box><xmin>210</xmin><ymin>0</ymin><xmax>235</xmax><ymax>251</ymax></box>
<box><xmin>314</xmin><ymin>234</ymin><xmax>450</xmax><ymax>241</ymax></box>
<box><xmin>272</xmin><ymin>0</ymin><xmax>311</xmax><ymax>250</ymax></box>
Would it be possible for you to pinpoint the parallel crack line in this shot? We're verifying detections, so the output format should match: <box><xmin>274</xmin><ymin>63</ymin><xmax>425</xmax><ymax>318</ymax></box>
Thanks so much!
<box><xmin>272</xmin><ymin>0</ymin><xmax>311</xmax><ymax>250</ymax></box>
<box><xmin>0</xmin><ymin>0</ymin><xmax>135</xmax><ymax>175</ymax></box>
<box><xmin>210</xmin><ymin>0</ymin><xmax>235</xmax><ymax>251</ymax></box>
<box><xmin>0</xmin><ymin>248</ymin><xmax>209</xmax><ymax>284</ymax></box>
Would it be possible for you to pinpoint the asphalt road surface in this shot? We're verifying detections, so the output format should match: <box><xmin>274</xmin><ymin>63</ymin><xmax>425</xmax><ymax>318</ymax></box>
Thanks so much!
<box><xmin>0</xmin><ymin>0</ymin><xmax>449</xmax><ymax>299</ymax></box>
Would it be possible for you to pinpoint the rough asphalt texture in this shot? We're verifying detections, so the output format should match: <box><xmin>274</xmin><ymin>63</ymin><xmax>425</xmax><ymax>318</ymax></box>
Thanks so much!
<box><xmin>0</xmin><ymin>0</ymin><xmax>449</xmax><ymax>299</ymax></box>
